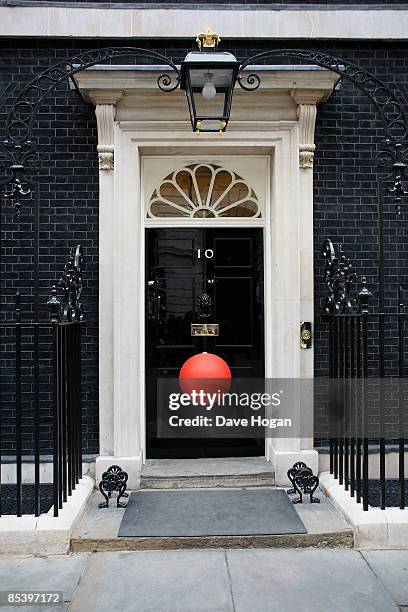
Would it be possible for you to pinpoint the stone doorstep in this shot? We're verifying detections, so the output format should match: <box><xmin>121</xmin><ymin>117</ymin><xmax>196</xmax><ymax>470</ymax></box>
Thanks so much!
<box><xmin>140</xmin><ymin>473</ymin><xmax>275</xmax><ymax>489</ymax></box>
<box><xmin>0</xmin><ymin>475</ymin><xmax>354</xmax><ymax>556</ymax></box>
<box><xmin>0</xmin><ymin>476</ymin><xmax>94</xmax><ymax>556</ymax></box>
<box><xmin>320</xmin><ymin>471</ymin><xmax>408</xmax><ymax>550</ymax></box>
<box><xmin>140</xmin><ymin>457</ymin><xmax>275</xmax><ymax>489</ymax></box>
<box><xmin>141</xmin><ymin>457</ymin><xmax>275</xmax><ymax>477</ymax></box>
<box><xmin>71</xmin><ymin>531</ymin><xmax>353</xmax><ymax>553</ymax></box>
<box><xmin>70</xmin><ymin>486</ymin><xmax>353</xmax><ymax>552</ymax></box>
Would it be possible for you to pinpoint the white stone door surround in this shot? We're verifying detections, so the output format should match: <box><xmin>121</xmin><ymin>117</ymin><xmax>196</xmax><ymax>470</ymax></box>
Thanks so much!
<box><xmin>73</xmin><ymin>65</ymin><xmax>339</xmax><ymax>487</ymax></box>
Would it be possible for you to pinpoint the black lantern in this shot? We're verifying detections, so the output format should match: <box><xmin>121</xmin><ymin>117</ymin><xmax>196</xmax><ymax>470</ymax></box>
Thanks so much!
<box><xmin>180</xmin><ymin>29</ymin><xmax>240</xmax><ymax>135</ymax></box>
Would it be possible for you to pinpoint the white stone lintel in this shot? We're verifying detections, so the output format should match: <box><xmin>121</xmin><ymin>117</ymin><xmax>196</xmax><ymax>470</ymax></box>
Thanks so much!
<box><xmin>1</xmin><ymin>7</ymin><xmax>408</xmax><ymax>41</ymax></box>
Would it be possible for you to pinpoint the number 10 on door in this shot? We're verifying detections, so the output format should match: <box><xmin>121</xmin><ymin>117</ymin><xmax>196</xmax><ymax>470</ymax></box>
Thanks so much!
<box><xmin>197</xmin><ymin>249</ymin><xmax>214</xmax><ymax>259</ymax></box>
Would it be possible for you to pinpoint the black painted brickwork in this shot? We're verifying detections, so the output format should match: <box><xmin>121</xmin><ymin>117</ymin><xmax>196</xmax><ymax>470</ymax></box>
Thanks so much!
<box><xmin>1</xmin><ymin>39</ymin><xmax>408</xmax><ymax>453</ymax></box>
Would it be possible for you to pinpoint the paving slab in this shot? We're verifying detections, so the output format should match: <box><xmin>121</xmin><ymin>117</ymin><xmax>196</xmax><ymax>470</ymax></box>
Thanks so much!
<box><xmin>226</xmin><ymin>549</ymin><xmax>399</xmax><ymax>612</ymax></box>
<box><xmin>69</xmin><ymin>550</ymin><xmax>233</xmax><ymax>612</ymax></box>
<box><xmin>0</xmin><ymin>605</ymin><xmax>69</xmax><ymax>612</ymax></box>
<box><xmin>363</xmin><ymin>551</ymin><xmax>408</xmax><ymax>606</ymax></box>
<box><xmin>0</xmin><ymin>554</ymin><xmax>88</xmax><ymax>611</ymax></box>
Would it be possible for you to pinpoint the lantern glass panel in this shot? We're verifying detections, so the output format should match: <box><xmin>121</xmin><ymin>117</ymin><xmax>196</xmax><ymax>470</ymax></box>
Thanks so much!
<box><xmin>187</xmin><ymin>69</ymin><xmax>234</xmax><ymax>131</ymax></box>
<box><xmin>186</xmin><ymin>84</ymin><xmax>228</xmax><ymax>132</ymax></box>
<box><xmin>192</xmin><ymin>87</ymin><xmax>227</xmax><ymax>119</ymax></box>
<box><xmin>189</xmin><ymin>67</ymin><xmax>235</xmax><ymax>91</ymax></box>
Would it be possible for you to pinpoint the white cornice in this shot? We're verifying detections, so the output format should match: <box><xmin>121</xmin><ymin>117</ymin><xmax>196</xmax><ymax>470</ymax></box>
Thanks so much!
<box><xmin>73</xmin><ymin>65</ymin><xmax>339</xmax><ymax>98</ymax></box>
<box><xmin>0</xmin><ymin>6</ymin><xmax>408</xmax><ymax>39</ymax></box>
<box><xmin>73</xmin><ymin>66</ymin><xmax>339</xmax><ymax>124</ymax></box>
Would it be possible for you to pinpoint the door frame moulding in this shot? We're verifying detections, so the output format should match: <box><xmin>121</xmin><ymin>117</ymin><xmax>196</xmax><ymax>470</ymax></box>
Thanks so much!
<box><xmin>142</xmin><ymin>153</ymin><xmax>270</xmax><ymax>461</ymax></box>
<box><xmin>75</xmin><ymin>64</ymin><xmax>339</xmax><ymax>486</ymax></box>
<box><xmin>95</xmin><ymin>123</ymin><xmax>316</xmax><ymax>486</ymax></box>
<box><xmin>138</xmin><ymin>141</ymin><xmax>277</xmax><ymax>466</ymax></box>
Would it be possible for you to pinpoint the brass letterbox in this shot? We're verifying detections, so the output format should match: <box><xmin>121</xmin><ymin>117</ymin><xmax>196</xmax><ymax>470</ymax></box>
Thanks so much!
<box><xmin>191</xmin><ymin>323</ymin><xmax>219</xmax><ymax>337</ymax></box>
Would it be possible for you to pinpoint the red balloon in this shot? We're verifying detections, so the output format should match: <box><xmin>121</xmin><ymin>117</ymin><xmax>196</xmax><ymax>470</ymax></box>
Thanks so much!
<box><xmin>179</xmin><ymin>352</ymin><xmax>231</xmax><ymax>396</ymax></box>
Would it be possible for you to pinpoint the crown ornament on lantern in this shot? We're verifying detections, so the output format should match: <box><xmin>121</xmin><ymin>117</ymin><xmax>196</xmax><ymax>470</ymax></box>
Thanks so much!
<box><xmin>196</xmin><ymin>27</ymin><xmax>221</xmax><ymax>50</ymax></box>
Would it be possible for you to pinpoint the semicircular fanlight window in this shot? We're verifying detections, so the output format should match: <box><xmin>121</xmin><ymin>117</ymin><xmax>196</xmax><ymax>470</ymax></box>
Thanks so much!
<box><xmin>147</xmin><ymin>163</ymin><xmax>261</xmax><ymax>219</ymax></box>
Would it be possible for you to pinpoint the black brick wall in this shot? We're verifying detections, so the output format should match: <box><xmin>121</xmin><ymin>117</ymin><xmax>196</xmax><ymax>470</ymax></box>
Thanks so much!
<box><xmin>1</xmin><ymin>38</ymin><xmax>408</xmax><ymax>453</ymax></box>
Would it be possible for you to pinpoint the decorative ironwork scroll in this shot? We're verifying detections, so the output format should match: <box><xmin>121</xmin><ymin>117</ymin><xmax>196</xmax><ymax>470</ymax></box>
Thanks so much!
<box><xmin>1</xmin><ymin>45</ymin><xmax>407</xmax><ymax>217</ymax></box>
<box><xmin>376</xmin><ymin>141</ymin><xmax>408</xmax><ymax>216</ymax></box>
<box><xmin>321</xmin><ymin>238</ymin><xmax>372</xmax><ymax>315</ymax></box>
<box><xmin>239</xmin><ymin>49</ymin><xmax>408</xmax><ymax>142</ymax></box>
<box><xmin>287</xmin><ymin>461</ymin><xmax>312</xmax><ymax>495</ymax></box>
<box><xmin>287</xmin><ymin>461</ymin><xmax>320</xmax><ymax>504</ymax></box>
<box><xmin>0</xmin><ymin>141</ymin><xmax>40</xmax><ymax>217</ymax></box>
<box><xmin>292</xmin><ymin>471</ymin><xmax>320</xmax><ymax>505</ymax></box>
<box><xmin>0</xmin><ymin>46</ymin><xmax>180</xmax><ymax>216</ymax></box>
<box><xmin>1</xmin><ymin>45</ymin><xmax>407</xmax><ymax>219</ymax></box>
<box><xmin>47</xmin><ymin>245</ymin><xmax>84</xmax><ymax>323</ymax></box>
<box><xmin>238</xmin><ymin>49</ymin><xmax>408</xmax><ymax>213</ymax></box>
<box><xmin>98</xmin><ymin>464</ymin><xmax>129</xmax><ymax>509</ymax></box>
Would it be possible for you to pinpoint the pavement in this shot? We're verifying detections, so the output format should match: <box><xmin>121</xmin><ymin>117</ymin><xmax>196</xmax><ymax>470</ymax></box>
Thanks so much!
<box><xmin>0</xmin><ymin>549</ymin><xmax>408</xmax><ymax>611</ymax></box>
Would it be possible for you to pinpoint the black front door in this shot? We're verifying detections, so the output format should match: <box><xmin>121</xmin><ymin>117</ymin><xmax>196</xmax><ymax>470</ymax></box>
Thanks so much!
<box><xmin>146</xmin><ymin>227</ymin><xmax>264</xmax><ymax>458</ymax></box>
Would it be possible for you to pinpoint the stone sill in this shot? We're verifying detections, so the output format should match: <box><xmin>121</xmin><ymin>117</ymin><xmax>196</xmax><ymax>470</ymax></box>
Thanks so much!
<box><xmin>0</xmin><ymin>454</ymin><xmax>97</xmax><ymax>464</ymax></box>
<box><xmin>320</xmin><ymin>471</ymin><xmax>408</xmax><ymax>550</ymax></box>
<box><xmin>0</xmin><ymin>476</ymin><xmax>94</xmax><ymax>556</ymax></box>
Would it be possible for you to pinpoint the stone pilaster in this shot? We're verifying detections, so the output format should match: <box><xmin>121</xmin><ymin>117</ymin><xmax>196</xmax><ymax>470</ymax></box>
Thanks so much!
<box><xmin>95</xmin><ymin>102</ymin><xmax>117</xmax><ymax>456</ymax></box>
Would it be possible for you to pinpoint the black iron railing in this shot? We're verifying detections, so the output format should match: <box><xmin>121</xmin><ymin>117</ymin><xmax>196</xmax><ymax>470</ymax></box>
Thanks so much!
<box><xmin>0</xmin><ymin>246</ymin><xmax>84</xmax><ymax>517</ymax></box>
<box><xmin>50</xmin><ymin>319</ymin><xmax>83</xmax><ymax>517</ymax></box>
<box><xmin>323</xmin><ymin>238</ymin><xmax>408</xmax><ymax>511</ymax></box>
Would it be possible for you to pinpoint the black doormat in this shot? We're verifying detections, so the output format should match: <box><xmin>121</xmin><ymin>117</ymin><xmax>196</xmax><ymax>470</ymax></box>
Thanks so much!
<box><xmin>0</xmin><ymin>484</ymin><xmax>54</xmax><ymax>515</ymax></box>
<box><xmin>364</xmin><ymin>479</ymin><xmax>408</xmax><ymax>508</ymax></box>
<box><xmin>119</xmin><ymin>489</ymin><xmax>306</xmax><ymax>537</ymax></box>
